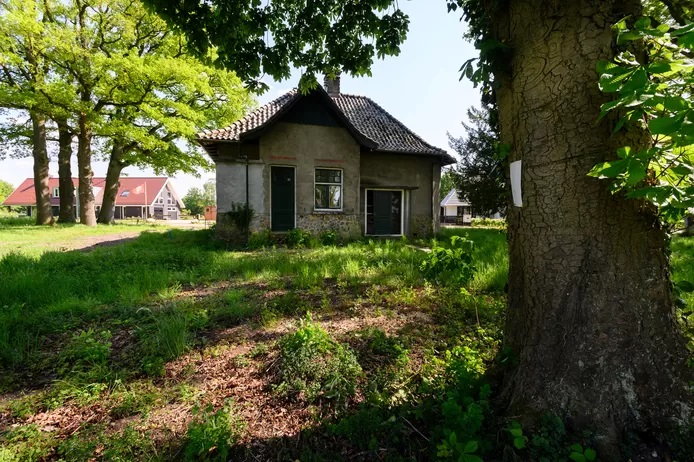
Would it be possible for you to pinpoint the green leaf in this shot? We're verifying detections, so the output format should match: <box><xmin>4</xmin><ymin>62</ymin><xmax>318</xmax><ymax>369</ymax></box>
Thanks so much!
<box><xmin>588</xmin><ymin>160</ymin><xmax>628</xmax><ymax>179</ymax></box>
<box><xmin>663</xmin><ymin>96</ymin><xmax>688</xmax><ymax>112</ymax></box>
<box><xmin>570</xmin><ymin>453</ymin><xmax>587</xmax><ymax>462</ymax></box>
<box><xmin>584</xmin><ymin>448</ymin><xmax>597</xmax><ymax>461</ymax></box>
<box><xmin>648</xmin><ymin>61</ymin><xmax>672</xmax><ymax>74</ymax></box>
<box><xmin>509</xmin><ymin>428</ymin><xmax>523</xmax><ymax>437</ymax></box>
<box><xmin>570</xmin><ymin>444</ymin><xmax>583</xmax><ymax>453</ymax></box>
<box><xmin>616</xmin><ymin>146</ymin><xmax>632</xmax><ymax>159</ymax></box>
<box><xmin>617</xmin><ymin>30</ymin><xmax>644</xmax><ymax>44</ymax></box>
<box><xmin>675</xmin><ymin>280</ymin><xmax>694</xmax><ymax>293</ymax></box>
<box><xmin>649</xmin><ymin>116</ymin><xmax>684</xmax><ymax>135</ymax></box>
<box><xmin>463</xmin><ymin>440</ymin><xmax>478</xmax><ymax>454</ymax></box>
<box><xmin>513</xmin><ymin>436</ymin><xmax>526</xmax><ymax>449</ymax></box>
<box><xmin>449</xmin><ymin>432</ymin><xmax>458</xmax><ymax>445</ymax></box>
<box><xmin>634</xmin><ymin>17</ymin><xmax>651</xmax><ymax>30</ymax></box>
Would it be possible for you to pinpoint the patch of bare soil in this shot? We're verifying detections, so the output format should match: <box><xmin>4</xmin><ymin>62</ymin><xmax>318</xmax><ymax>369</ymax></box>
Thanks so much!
<box><xmin>66</xmin><ymin>232</ymin><xmax>143</xmax><ymax>252</ymax></box>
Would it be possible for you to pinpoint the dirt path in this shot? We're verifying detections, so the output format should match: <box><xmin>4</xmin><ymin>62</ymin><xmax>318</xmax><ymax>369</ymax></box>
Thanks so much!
<box><xmin>68</xmin><ymin>232</ymin><xmax>143</xmax><ymax>252</ymax></box>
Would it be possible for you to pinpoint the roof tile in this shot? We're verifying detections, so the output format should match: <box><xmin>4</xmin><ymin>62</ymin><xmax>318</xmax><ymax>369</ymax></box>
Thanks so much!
<box><xmin>198</xmin><ymin>89</ymin><xmax>455</xmax><ymax>163</ymax></box>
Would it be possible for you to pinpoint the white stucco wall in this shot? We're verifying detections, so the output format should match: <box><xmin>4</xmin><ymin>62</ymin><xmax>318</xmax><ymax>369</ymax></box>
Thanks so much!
<box><xmin>216</xmin><ymin>161</ymin><xmax>265</xmax><ymax>217</ymax></box>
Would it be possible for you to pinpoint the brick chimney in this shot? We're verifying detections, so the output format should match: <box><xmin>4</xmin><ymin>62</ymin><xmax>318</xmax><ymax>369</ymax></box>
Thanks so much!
<box><xmin>324</xmin><ymin>74</ymin><xmax>341</xmax><ymax>97</ymax></box>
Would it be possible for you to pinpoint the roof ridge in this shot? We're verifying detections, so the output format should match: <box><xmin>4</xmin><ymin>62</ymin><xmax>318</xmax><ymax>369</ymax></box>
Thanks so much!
<box><xmin>350</xmin><ymin>94</ymin><xmax>448</xmax><ymax>154</ymax></box>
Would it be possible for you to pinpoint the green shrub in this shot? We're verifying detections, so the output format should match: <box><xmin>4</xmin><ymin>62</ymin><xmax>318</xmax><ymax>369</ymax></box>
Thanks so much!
<box><xmin>286</xmin><ymin>228</ymin><xmax>313</xmax><ymax>248</ymax></box>
<box><xmin>420</xmin><ymin>235</ymin><xmax>476</xmax><ymax>287</ymax></box>
<box><xmin>319</xmin><ymin>229</ymin><xmax>339</xmax><ymax>246</ymax></box>
<box><xmin>183</xmin><ymin>401</ymin><xmax>245</xmax><ymax>462</ymax></box>
<box><xmin>470</xmin><ymin>217</ymin><xmax>505</xmax><ymax>229</ymax></box>
<box><xmin>248</xmin><ymin>229</ymin><xmax>273</xmax><ymax>249</ymax></box>
<box><xmin>276</xmin><ymin>316</ymin><xmax>362</xmax><ymax>406</ymax></box>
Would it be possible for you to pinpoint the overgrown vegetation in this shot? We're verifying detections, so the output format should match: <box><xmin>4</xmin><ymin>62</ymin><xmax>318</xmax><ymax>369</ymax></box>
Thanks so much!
<box><xmin>0</xmin><ymin>222</ymin><xmax>691</xmax><ymax>460</ymax></box>
<box><xmin>275</xmin><ymin>316</ymin><xmax>362</xmax><ymax>407</ymax></box>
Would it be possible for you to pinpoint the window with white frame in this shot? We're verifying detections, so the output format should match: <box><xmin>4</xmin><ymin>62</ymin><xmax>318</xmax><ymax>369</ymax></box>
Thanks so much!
<box><xmin>52</xmin><ymin>187</ymin><xmax>59</xmax><ymax>198</ymax></box>
<box><xmin>314</xmin><ymin>168</ymin><xmax>342</xmax><ymax>210</ymax></box>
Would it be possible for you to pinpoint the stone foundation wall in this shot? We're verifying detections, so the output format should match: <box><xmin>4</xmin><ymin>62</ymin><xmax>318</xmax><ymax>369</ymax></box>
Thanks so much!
<box><xmin>296</xmin><ymin>213</ymin><xmax>361</xmax><ymax>238</ymax></box>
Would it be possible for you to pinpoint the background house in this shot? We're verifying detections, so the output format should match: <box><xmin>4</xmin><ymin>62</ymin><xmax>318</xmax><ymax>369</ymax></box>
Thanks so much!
<box><xmin>440</xmin><ymin>188</ymin><xmax>473</xmax><ymax>224</ymax></box>
<box><xmin>198</xmin><ymin>76</ymin><xmax>455</xmax><ymax>238</ymax></box>
<box><xmin>440</xmin><ymin>188</ymin><xmax>502</xmax><ymax>225</ymax></box>
<box><xmin>2</xmin><ymin>177</ymin><xmax>183</xmax><ymax>220</ymax></box>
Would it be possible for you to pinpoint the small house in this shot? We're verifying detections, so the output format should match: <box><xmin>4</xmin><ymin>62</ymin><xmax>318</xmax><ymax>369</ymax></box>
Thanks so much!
<box><xmin>197</xmin><ymin>76</ymin><xmax>456</xmax><ymax>238</ymax></box>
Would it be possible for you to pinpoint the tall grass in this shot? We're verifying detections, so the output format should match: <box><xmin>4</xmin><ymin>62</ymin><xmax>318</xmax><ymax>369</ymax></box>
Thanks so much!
<box><xmin>0</xmin><ymin>227</ymin><xmax>509</xmax><ymax>369</ymax></box>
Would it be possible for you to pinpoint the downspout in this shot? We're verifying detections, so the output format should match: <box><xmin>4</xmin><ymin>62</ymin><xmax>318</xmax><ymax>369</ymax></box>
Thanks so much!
<box><xmin>245</xmin><ymin>154</ymin><xmax>251</xmax><ymax>247</ymax></box>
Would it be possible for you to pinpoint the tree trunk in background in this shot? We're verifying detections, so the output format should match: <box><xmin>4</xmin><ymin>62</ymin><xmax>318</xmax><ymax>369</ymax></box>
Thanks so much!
<box><xmin>494</xmin><ymin>1</ymin><xmax>692</xmax><ymax>458</ymax></box>
<box><xmin>30</xmin><ymin>111</ymin><xmax>53</xmax><ymax>225</ymax></box>
<box><xmin>56</xmin><ymin>118</ymin><xmax>75</xmax><ymax>223</ymax></box>
<box><xmin>97</xmin><ymin>143</ymin><xmax>126</xmax><ymax>224</ymax></box>
<box><xmin>77</xmin><ymin>111</ymin><xmax>96</xmax><ymax>226</ymax></box>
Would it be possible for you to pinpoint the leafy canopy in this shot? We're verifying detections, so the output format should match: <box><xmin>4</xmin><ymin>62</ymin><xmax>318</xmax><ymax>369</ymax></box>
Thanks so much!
<box><xmin>0</xmin><ymin>179</ymin><xmax>14</xmax><ymax>204</ymax></box>
<box><xmin>143</xmin><ymin>0</ymin><xmax>409</xmax><ymax>92</ymax></box>
<box><xmin>0</xmin><ymin>0</ymin><xmax>253</xmax><ymax>175</ymax></box>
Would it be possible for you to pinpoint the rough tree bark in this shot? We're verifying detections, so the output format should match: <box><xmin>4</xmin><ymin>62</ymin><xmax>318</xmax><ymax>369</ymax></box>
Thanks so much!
<box><xmin>97</xmin><ymin>142</ymin><xmax>127</xmax><ymax>224</ymax></box>
<box><xmin>77</xmin><ymin>110</ymin><xmax>96</xmax><ymax>226</ymax></box>
<box><xmin>30</xmin><ymin>111</ymin><xmax>53</xmax><ymax>225</ymax></box>
<box><xmin>56</xmin><ymin>118</ymin><xmax>75</xmax><ymax>223</ymax></box>
<box><xmin>494</xmin><ymin>1</ymin><xmax>693</xmax><ymax>459</ymax></box>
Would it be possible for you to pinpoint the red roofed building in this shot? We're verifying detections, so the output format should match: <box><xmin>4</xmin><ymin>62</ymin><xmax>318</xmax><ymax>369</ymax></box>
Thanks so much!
<box><xmin>2</xmin><ymin>177</ymin><xmax>184</xmax><ymax>220</ymax></box>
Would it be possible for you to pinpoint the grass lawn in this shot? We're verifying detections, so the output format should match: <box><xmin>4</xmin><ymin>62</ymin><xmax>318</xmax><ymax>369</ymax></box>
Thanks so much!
<box><xmin>0</xmin><ymin>224</ymin><xmax>690</xmax><ymax>461</ymax></box>
<box><xmin>0</xmin><ymin>217</ymin><xmax>172</xmax><ymax>257</ymax></box>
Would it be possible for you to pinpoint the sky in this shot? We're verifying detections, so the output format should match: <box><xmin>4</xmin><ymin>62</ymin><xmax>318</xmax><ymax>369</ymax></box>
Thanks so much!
<box><xmin>0</xmin><ymin>1</ymin><xmax>482</xmax><ymax>196</ymax></box>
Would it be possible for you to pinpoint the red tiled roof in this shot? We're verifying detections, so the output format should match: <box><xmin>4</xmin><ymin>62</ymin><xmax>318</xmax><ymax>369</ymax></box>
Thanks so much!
<box><xmin>2</xmin><ymin>177</ymin><xmax>176</xmax><ymax>207</ymax></box>
<box><xmin>198</xmin><ymin>87</ymin><xmax>456</xmax><ymax>165</ymax></box>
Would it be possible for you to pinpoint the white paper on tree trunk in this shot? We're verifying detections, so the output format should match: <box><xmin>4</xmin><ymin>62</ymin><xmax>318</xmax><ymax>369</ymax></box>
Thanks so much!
<box><xmin>510</xmin><ymin>160</ymin><xmax>522</xmax><ymax>207</ymax></box>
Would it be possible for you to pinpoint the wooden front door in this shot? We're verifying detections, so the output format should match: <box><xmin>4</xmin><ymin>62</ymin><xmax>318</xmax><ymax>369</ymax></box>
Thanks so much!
<box><xmin>366</xmin><ymin>190</ymin><xmax>403</xmax><ymax>235</ymax></box>
<box><xmin>271</xmin><ymin>166</ymin><xmax>295</xmax><ymax>232</ymax></box>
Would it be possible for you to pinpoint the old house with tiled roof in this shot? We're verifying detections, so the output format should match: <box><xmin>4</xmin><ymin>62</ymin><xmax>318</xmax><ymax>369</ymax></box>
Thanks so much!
<box><xmin>198</xmin><ymin>76</ymin><xmax>455</xmax><ymax>238</ymax></box>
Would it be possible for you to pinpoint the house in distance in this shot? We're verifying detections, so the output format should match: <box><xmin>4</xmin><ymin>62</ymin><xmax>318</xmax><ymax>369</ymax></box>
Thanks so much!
<box><xmin>2</xmin><ymin>177</ymin><xmax>183</xmax><ymax>220</ymax></box>
<box><xmin>198</xmin><ymin>76</ymin><xmax>456</xmax><ymax>239</ymax></box>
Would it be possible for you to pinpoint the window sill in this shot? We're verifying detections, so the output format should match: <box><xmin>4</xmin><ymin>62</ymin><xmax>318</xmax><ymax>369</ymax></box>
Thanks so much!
<box><xmin>313</xmin><ymin>210</ymin><xmax>343</xmax><ymax>214</ymax></box>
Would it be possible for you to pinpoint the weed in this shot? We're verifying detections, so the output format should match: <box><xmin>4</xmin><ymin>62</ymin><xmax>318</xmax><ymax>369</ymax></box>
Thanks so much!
<box><xmin>420</xmin><ymin>235</ymin><xmax>475</xmax><ymax>287</ymax></box>
<box><xmin>211</xmin><ymin>289</ymin><xmax>256</xmax><ymax>325</ymax></box>
<box><xmin>0</xmin><ymin>424</ymin><xmax>56</xmax><ymax>462</ymax></box>
<box><xmin>249</xmin><ymin>343</ymin><xmax>270</xmax><ymax>358</ymax></box>
<box><xmin>107</xmin><ymin>380</ymin><xmax>163</xmax><ymax>419</ymax></box>
<box><xmin>286</xmin><ymin>228</ymin><xmax>314</xmax><ymax>248</ymax></box>
<box><xmin>319</xmin><ymin>229</ymin><xmax>339</xmax><ymax>246</ymax></box>
<box><xmin>275</xmin><ymin>316</ymin><xmax>362</xmax><ymax>407</ymax></box>
<box><xmin>183</xmin><ymin>401</ymin><xmax>246</xmax><ymax>461</ymax></box>
<box><xmin>248</xmin><ymin>229</ymin><xmax>273</xmax><ymax>249</ymax></box>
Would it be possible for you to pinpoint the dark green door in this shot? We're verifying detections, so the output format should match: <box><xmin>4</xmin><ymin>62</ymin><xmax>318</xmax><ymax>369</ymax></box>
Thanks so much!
<box><xmin>372</xmin><ymin>191</ymin><xmax>393</xmax><ymax>235</ymax></box>
<box><xmin>367</xmin><ymin>190</ymin><xmax>403</xmax><ymax>235</ymax></box>
<box><xmin>271</xmin><ymin>166</ymin><xmax>295</xmax><ymax>231</ymax></box>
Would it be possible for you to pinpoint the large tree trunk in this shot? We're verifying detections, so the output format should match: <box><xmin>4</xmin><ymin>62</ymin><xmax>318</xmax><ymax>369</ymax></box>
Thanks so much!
<box><xmin>30</xmin><ymin>111</ymin><xmax>53</xmax><ymax>225</ymax></box>
<box><xmin>494</xmin><ymin>1</ymin><xmax>692</xmax><ymax>458</ymax></box>
<box><xmin>56</xmin><ymin>118</ymin><xmax>75</xmax><ymax>223</ymax></box>
<box><xmin>97</xmin><ymin>143</ymin><xmax>126</xmax><ymax>224</ymax></box>
<box><xmin>77</xmin><ymin>112</ymin><xmax>96</xmax><ymax>226</ymax></box>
